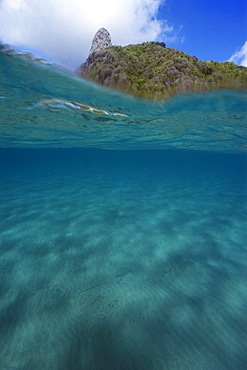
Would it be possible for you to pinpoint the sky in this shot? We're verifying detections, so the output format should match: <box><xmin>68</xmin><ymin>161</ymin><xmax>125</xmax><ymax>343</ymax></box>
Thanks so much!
<box><xmin>0</xmin><ymin>0</ymin><xmax>246</xmax><ymax>70</ymax></box>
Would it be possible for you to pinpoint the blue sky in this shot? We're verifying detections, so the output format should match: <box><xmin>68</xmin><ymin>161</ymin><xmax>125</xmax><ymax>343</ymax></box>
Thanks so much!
<box><xmin>0</xmin><ymin>0</ymin><xmax>246</xmax><ymax>69</ymax></box>
<box><xmin>158</xmin><ymin>0</ymin><xmax>247</xmax><ymax>63</ymax></box>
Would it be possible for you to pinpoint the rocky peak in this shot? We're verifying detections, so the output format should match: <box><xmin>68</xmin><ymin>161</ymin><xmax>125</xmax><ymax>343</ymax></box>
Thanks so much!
<box><xmin>89</xmin><ymin>28</ymin><xmax>112</xmax><ymax>55</ymax></box>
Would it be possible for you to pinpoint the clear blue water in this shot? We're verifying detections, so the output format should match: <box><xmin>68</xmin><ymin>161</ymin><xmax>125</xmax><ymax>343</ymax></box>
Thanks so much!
<box><xmin>0</xmin><ymin>51</ymin><xmax>247</xmax><ymax>369</ymax></box>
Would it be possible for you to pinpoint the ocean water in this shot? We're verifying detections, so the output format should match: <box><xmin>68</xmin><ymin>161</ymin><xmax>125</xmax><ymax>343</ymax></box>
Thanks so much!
<box><xmin>0</xmin><ymin>51</ymin><xmax>247</xmax><ymax>370</ymax></box>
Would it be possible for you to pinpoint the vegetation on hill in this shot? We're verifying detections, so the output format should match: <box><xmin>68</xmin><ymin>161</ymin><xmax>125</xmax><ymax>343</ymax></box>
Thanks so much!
<box><xmin>79</xmin><ymin>42</ymin><xmax>247</xmax><ymax>100</ymax></box>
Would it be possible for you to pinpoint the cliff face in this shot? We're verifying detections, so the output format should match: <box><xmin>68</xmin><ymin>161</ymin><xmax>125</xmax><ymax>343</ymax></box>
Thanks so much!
<box><xmin>80</xmin><ymin>28</ymin><xmax>111</xmax><ymax>75</ymax></box>
<box><xmin>79</xmin><ymin>32</ymin><xmax>247</xmax><ymax>100</ymax></box>
<box><xmin>89</xmin><ymin>28</ymin><xmax>112</xmax><ymax>55</ymax></box>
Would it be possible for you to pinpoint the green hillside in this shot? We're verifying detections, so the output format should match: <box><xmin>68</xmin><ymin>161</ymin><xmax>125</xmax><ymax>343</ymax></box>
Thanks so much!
<box><xmin>79</xmin><ymin>42</ymin><xmax>247</xmax><ymax>100</ymax></box>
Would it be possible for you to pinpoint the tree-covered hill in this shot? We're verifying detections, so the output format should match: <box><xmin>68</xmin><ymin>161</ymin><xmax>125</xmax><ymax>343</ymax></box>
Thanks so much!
<box><xmin>79</xmin><ymin>42</ymin><xmax>247</xmax><ymax>100</ymax></box>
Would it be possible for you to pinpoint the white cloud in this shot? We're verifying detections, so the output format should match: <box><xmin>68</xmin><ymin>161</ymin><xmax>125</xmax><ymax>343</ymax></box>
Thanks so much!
<box><xmin>0</xmin><ymin>0</ymin><xmax>175</xmax><ymax>69</ymax></box>
<box><xmin>228</xmin><ymin>41</ymin><xmax>247</xmax><ymax>67</ymax></box>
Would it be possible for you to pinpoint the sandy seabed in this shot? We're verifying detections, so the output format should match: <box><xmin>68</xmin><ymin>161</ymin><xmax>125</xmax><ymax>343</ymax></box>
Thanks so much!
<box><xmin>0</xmin><ymin>149</ymin><xmax>246</xmax><ymax>370</ymax></box>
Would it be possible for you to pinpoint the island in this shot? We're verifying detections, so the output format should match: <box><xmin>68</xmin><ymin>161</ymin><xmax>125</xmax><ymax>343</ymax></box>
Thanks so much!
<box><xmin>78</xmin><ymin>28</ymin><xmax>247</xmax><ymax>101</ymax></box>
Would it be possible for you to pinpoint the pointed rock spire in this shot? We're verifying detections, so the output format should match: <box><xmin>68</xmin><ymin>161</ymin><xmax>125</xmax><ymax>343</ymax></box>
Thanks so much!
<box><xmin>89</xmin><ymin>28</ymin><xmax>112</xmax><ymax>55</ymax></box>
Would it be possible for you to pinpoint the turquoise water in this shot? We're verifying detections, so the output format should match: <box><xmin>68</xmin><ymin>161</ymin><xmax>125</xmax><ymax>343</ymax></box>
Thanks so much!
<box><xmin>0</xmin><ymin>51</ymin><xmax>247</xmax><ymax>369</ymax></box>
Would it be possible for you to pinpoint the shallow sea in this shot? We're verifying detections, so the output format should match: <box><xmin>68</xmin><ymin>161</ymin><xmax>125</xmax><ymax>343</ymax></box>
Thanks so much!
<box><xmin>0</xmin><ymin>51</ymin><xmax>247</xmax><ymax>369</ymax></box>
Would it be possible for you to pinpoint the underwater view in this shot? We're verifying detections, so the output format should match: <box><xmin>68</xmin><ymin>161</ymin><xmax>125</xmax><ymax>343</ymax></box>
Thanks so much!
<box><xmin>0</xmin><ymin>51</ymin><xmax>247</xmax><ymax>369</ymax></box>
